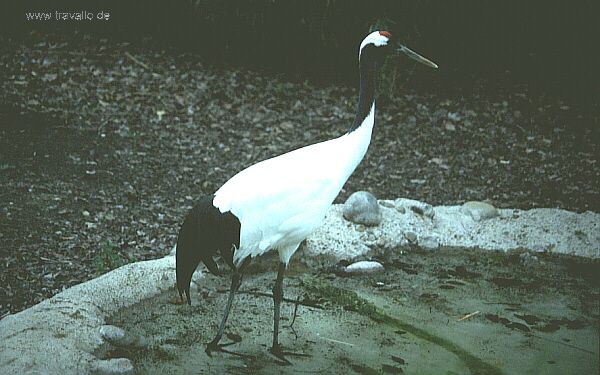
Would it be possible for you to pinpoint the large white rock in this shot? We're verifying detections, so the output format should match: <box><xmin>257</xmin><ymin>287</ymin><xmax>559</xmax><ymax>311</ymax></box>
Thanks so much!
<box><xmin>0</xmin><ymin>257</ymin><xmax>177</xmax><ymax>375</ymax></box>
<box><xmin>462</xmin><ymin>201</ymin><xmax>499</xmax><ymax>221</ymax></box>
<box><xmin>0</xmin><ymin>199</ymin><xmax>598</xmax><ymax>374</ymax></box>
<box><xmin>304</xmin><ymin>198</ymin><xmax>600</xmax><ymax>264</ymax></box>
<box><xmin>343</xmin><ymin>191</ymin><xmax>382</xmax><ymax>226</ymax></box>
<box><xmin>344</xmin><ymin>260</ymin><xmax>385</xmax><ymax>274</ymax></box>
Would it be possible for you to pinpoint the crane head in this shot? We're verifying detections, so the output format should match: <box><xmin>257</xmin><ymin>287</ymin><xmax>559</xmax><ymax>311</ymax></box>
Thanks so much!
<box><xmin>360</xmin><ymin>30</ymin><xmax>438</xmax><ymax>69</ymax></box>
<box><xmin>359</xmin><ymin>31</ymin><xmax>393</xmax><ymax>60</ymax></box>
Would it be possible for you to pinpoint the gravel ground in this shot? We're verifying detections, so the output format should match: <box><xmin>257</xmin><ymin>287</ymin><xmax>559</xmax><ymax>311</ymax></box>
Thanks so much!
<box><xmin>1</xmin><ymin>34</ymin><xmax>598</xmax><ymax>318</ymax></box>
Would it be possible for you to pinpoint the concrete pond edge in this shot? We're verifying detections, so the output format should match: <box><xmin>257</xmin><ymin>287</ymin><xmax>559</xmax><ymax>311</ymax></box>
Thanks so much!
<box><xmin>1</xmin><ymin>198</ymin><xmax>598</xmax><ymax>374</ymax></box>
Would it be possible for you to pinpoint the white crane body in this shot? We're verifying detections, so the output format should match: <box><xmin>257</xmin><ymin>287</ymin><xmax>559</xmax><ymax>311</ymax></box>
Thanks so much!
<box><xmin>174</xmin><ymin>30</ymin><xmax>437</xmax><ymax>359</ymax></box>
<box><xmin>214</xmin><ymin>104</ymin><xmax>374</xmax><ymax>266</ymax></box>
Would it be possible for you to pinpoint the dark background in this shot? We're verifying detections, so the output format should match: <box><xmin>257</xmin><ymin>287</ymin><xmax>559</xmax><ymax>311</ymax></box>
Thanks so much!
<box><xmin>1</xmin><ymin>0</ymin><xmax>599</xmax><ymax>110</ymax></box>
<box><xmin>1</xmin><ymin>0</ymin><xmax>599</xmax><ymax>318</ymax></box>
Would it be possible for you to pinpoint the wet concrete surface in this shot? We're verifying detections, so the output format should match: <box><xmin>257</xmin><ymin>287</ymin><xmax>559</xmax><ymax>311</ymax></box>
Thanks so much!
<box><xmin>106</xmin><ymin>248</ymin><xmax>599</xmax><ymax>374</ymax></box>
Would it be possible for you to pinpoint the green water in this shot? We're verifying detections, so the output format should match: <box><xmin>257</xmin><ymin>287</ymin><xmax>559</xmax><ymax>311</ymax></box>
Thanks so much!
<box><xmin>105</xmin><ymin>248</ymin><xmax>599</xmax><ymax>374</ymax></box>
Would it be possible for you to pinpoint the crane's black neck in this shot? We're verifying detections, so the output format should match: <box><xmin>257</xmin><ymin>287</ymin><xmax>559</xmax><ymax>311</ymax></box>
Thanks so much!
<box><xmin>348</xmin><ymin>47</ymin><xmax>381</xmax><ymax>134</ymax></box>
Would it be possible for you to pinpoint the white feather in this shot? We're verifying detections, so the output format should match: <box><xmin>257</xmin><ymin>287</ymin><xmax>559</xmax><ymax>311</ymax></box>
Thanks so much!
<box><xmin>214</xmin><ymin>104</ymin><xmax>375</xmax><ymax>266</ymax></box>
<box><xmin>359</xmin><ymin>31</ymin><xmax>390</xmax><ymax>58</ymax></box>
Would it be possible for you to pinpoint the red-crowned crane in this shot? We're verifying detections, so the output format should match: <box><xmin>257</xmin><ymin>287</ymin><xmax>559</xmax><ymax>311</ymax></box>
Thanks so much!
<box><xmin>175</xmin><ymin>30</ymin><xmax>437</xmax><ymax>361</ymax></box>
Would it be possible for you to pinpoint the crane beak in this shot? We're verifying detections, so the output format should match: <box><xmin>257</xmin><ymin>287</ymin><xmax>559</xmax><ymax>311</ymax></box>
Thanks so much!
<box><xmin>396</xmin><ymin>44</ymin><xmax>438</xmax><ymax>69</ymax></box>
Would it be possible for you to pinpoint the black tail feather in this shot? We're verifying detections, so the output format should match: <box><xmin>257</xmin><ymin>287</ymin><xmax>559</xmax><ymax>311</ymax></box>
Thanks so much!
<box><xmin>175</xmin><ymin>195</ymin><xmax>241</xmax><ymax>304</ymax></box>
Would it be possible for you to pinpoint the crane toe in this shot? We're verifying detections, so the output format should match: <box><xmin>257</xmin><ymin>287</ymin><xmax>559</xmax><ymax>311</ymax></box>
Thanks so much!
<box><xmin>269</xmin><ymin>343</ymin><xmax>310</xmax><ymax>365</ymax></box>
<box><xmin>205</xmin><ymin>339</ymin><xmax>254</xmax><ymax>359</ymax></box>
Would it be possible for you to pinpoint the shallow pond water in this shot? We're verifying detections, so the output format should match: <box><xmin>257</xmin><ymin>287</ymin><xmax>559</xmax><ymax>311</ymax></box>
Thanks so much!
<box><xmin>106</xmin><ymin>248</ymin><xmax>599</xmax><ymax>374</ymax></box>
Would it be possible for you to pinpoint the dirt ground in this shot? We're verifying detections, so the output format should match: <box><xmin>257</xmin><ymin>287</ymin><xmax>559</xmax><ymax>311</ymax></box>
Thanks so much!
<box><xmin>105</xmin><ymin>248</ymin><xmax>599</xmax><ymax>374</ymax></box>
<box><xmin>1</xmin><ymin>33</ymin><xmax>599</xmax><ymax>318</ymax></box>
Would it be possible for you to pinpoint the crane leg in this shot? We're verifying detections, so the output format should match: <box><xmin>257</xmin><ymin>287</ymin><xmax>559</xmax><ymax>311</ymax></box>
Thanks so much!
<box><xmin>269</xmin><ymin>262</ymin><xmax>309</xmax><ymax>364</ymax></box>
<box><xmin>205</xmin><ymin>258</ymin><xmax>250</xmax><ymax>357</ymax></box>
<box><xmin>271</xmin><ymin>262</ymin><xmax>286</xmax><ymax>353</ymax></box>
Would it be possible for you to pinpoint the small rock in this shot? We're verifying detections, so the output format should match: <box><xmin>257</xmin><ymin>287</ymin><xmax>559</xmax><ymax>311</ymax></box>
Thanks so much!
<box><xmin>99</xmin><ymin>325</ymin><xmax>147</xmax><ymax>348</ymax></box>
<box><xmin>410</xmin><ymin>204</ymin><xmax>435</xmax><ymax>219</ymax></box>
<box><xmin>462</xmin><ymin>201</ymin><xmax>499</xmax><ymax>221</ymax></box>
<box><xmin>99</xmin><ymin>325</ymin><xmax>128</xmax><ymax>346</ymax></box>
<box><xmin>279</xmin><ymin>121</ymin><xmax>294</xmax><ymax>130</ymax></box>
<box><xmin>404</xmin><ymin>232</ymin><xmax>417</xmax><ymax>243</ymax></box>
<box><xmin>444</xmin><ymin>122</ymin><xmax>456</xmax><ymax>131</ymax></box>
<box><xmin>42</xmin><ymin>73</ymin><xmax>57</xmax><ymax>82</ymax></box>
<box><xmin>419</xmin><ymin>236</ymin><xmax>440</xmax><ymax>249</ymax></box>
<box><xmin>345</xmin><ymin>261</ymin><xmax>384</xmax><ymax>274</ymax></box>
<box><xmin>92</xmin><ymin>358</ymin><xmax>134</xmax><ymax>375</ymax></box>
<box><xmin>343</xmin><ymin>191</ymin><xmax>382</xmax><ymax>226</ymax></box>
<box><xmin>395</xmin><ymin>199</ymin><xmax>434</xmax><ymax>218</ymax></box>
<box><xmin>519</xmin><ymin>252</ymin><xmax>542</xmax><ymax>268</ymax></box>
<box><xmin>379</xmin><ymin>200</ymin><xmax>395</xmax><ymax>208</ymax></box>
<box><xmin>447</xmin><ymin>112</ymin><xmax>462</xmax><ymax>122</ymax></box>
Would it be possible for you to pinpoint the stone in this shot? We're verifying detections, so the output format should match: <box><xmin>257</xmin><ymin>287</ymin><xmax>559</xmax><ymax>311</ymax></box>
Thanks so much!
<box><xmin>404</xmin><ymin>232</ymin><xmax>417</xmax><ymax>243</ymax></box>
<box><xmin>447</xmin><ymin>112</ymin><xmax>462</xmax><ymax>122</ymax></box>
<box><xmin>343</xmin><ymin>191</ymin><xmax>382</xmax><ymax>226</ymax></box>
<box><xmin>394</xmin><ymin>198</ymin><xmax>435</xmax><ymax>219</ymax></box>
<box><xmin>419</xmin><ymin>236</ymin><xmax>440</xmax><ymax>249</ymax></box>
<box><xmin>92</xmin><ymin>358</ymin><xmax>134</xmax><ymax>375</ymax></box>
<box><xmin>445</xmin><ymin>122</ymin><xmax>456</xmax><ymax>131</ymax></box>
<box><xmin>462</xmin><ymin>201</ymin><xmax>499</xmax><ymax>221</ymax></box>
<box><xmin>344</xmin><ymin>261</ymin><xmax>384</xmax><ymax>274</ymax></box>
<box><xmin>99</xmin><ymin>325</ymin><xmax>128</xmax><ymax>346</ymax></box>
<box><xmin>519</xmin><ymin>252</ymin><xmax>542</xmax><ymax>268</ymax></box>
<box><xmin>99</xmin><ymin>325</ymin><xmax>147</xmax><ymax>348</ymax></box>
<box><xmin>379</xmin><ymin>200</ymin><xmax>395</xmax><ymax>208</ymax></box>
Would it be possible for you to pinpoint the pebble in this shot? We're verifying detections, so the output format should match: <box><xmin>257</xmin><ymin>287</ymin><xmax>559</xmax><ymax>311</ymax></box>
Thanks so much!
<box><xmin>462</xmin><ymin>201</ymin><xmax>499</xmax><ymax>221</ymax></box>
<box><xmin>444</xmin><ymin>122</ymin><xmax>456</xmax><ymax>131</ymax></box>
<box><xmin>99</xmin><ymin>325</ymin><xmax>147</xmax><ymax>348</ymax></box>
<box><xmin>447</xmin><ymin>112</ymin><xmax>462</xmax><ymax>122</ymax></box>
<box><xmin>92</xmin><ymin>358</ymin><xmax>134</xmax><ymax>375</ymax></box>
<box><xmin>419</xmin><ymin>236</ymin><xmax>440</xmax><ymax>249</ymax></box>
<box><xmin>344</xmin><ymin>261</ymin><xmax>384</xmax><ymax>274</ymax></box>
<box><xmin>519</xmin><ymin>252</ymin><xmax>542</xmax><ymax>267</ymax></box>
<box><xmin>99</xmin><ymin>325</ymin><xmax>128</xmax><ymax>346</ymax></box>
<box><xmin>404</xmin><ymin>232</ymin><xmax>417</xmax><ymax>243</ymax></box>
<box><xmin>409</xmin><ymin>203</ymin><xmax>435</xmax><ymax>220</ymax></box>
<box><xmin>343</xmin><ymin>191</ymin><xmax>382</xmax><ymax>226</ymax></box>
<box><xmin>379</xmin><ymin>200</ymin><xmax>395</xmax><ymax>208</ymax></box>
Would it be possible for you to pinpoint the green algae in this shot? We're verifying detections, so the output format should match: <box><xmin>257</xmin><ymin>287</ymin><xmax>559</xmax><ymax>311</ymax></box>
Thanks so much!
<box><xmin>302</xmin><ymin>278</ymin><xmax>503</xmax><ymax>375</ymax></box>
